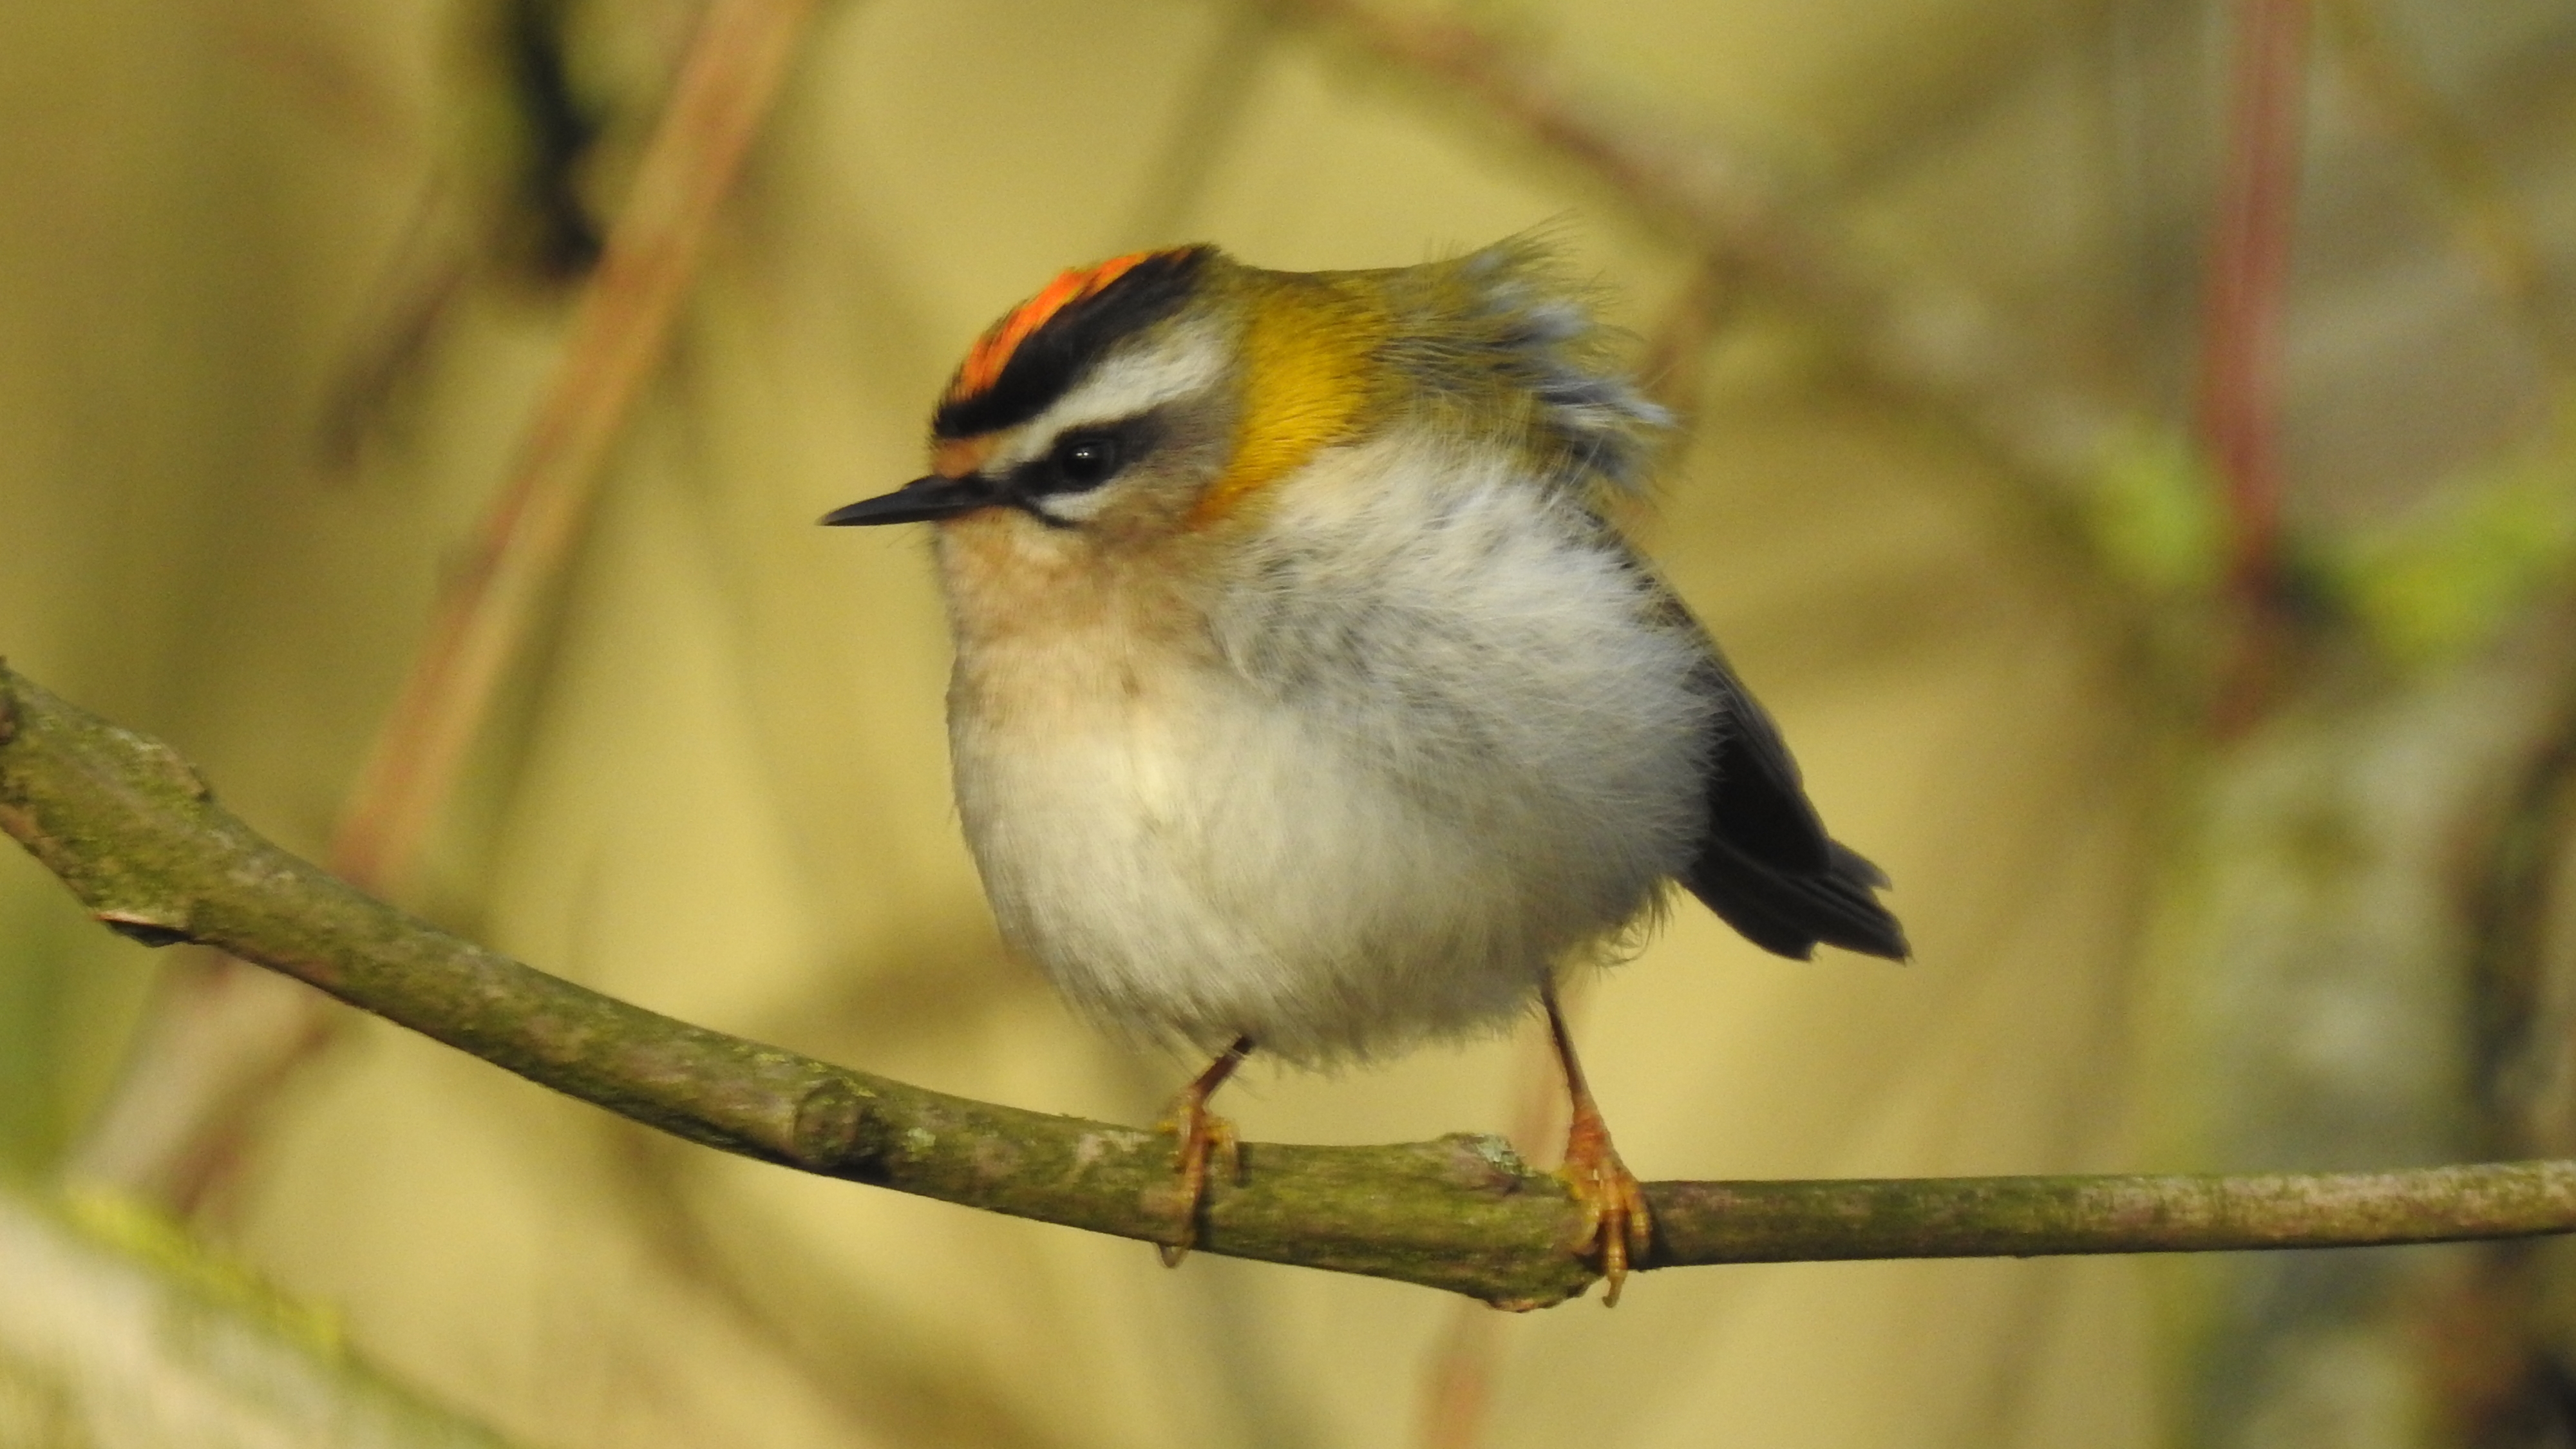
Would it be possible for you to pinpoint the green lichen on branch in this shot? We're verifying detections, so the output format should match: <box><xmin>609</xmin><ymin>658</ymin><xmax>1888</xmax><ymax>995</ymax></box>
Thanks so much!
<box><xmin>5</xmin><ymin>658</ymin><xmax>2576</xmax><ymax>1309</ymax></box>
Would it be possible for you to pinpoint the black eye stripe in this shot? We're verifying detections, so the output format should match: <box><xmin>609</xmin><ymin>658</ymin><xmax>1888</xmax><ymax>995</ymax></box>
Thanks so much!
<box><xmin>1014</xmin><ymin>414</ymin><xmax>1162</xmax><ymax>499</ymax></box>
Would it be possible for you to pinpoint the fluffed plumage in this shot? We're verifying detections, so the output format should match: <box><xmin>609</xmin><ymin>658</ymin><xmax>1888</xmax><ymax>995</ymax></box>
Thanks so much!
<box><xmin>824</xmin><ymin>235</ymin><xmax>1908</xmax><ymax>1298</ymax></box>
<box><xmin>829</xmin><ymin>236</ymin><xmax>1905</xmax><ymax>1064</ymax></box>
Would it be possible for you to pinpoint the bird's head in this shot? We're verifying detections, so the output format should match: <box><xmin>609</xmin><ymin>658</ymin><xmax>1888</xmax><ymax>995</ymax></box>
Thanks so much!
<box><xmin>822</xmin><ymin>239</ymin><xmax>1664</xmax><ymax>565</ymax></box>
<box><xmin>823</xmin><ymin>245</ymin><xmax>1389</xmax><ymax>545</ymax></box>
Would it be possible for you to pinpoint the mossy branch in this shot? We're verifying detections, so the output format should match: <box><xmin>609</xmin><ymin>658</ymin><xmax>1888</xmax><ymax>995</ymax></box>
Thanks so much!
<box><xmin>6</xmin><ymin>659</ymin><xmax>2575</xmax><ymax>1310</ymax></box>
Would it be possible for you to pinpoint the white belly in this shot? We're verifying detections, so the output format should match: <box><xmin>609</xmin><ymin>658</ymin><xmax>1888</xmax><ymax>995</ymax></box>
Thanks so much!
<box><xmin>934</xmin><ymin>448</ymin><xmax>1716</xmax><ymax>1064</ymax></box>
<box><xmin>951</xmin><ymin>656</ymin><xmax>1567</xmax><ymax>1061</ymax></box>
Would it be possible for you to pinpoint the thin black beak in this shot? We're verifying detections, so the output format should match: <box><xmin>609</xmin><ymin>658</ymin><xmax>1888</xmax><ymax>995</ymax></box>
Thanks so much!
<box><xmin>819</xmin><ymin>474</ymin><xmax>997</xmax><ymax>527</ymax></box>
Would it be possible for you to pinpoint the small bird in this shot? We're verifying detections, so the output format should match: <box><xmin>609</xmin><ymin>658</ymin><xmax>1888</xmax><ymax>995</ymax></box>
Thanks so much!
<box><xmin>824</xmin><ymin>239</ymin><xmax>1906</xmax><ymax>1303</ymax></box>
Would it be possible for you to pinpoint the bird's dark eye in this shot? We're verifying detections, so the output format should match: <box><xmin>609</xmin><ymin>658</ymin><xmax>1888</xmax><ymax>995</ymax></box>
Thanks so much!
<box><xmin>1050</xmin><ymin>433</ymin><xmax>1121</xmax><ymax>491</ymax></box>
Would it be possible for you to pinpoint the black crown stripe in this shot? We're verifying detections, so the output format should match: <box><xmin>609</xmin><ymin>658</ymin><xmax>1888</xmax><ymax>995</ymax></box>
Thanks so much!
<box><xmin>931</xmin><ymin>247</ymin><xmax>1215</xmax><ymax>441</ymax></box>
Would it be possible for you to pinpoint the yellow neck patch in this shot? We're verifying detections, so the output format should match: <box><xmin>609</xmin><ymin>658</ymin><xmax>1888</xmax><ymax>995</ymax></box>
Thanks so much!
<box><xmin>1188</xmin><ymin>284</ymin><xmax>1385</xmax><ymax>528</ymax></box>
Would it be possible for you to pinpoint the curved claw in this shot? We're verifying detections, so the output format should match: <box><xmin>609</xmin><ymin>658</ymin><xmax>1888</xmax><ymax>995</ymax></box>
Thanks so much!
<box><xmin>1154</xmin><ymin>1037</ymin><xmax>1251</xmax><ymax>1266</ymax></box>
<box><xmin>1542</xmin><ymin>983</ymin><xmax>1652</xmax><ymax>1305</ymax></box>
<box><xmin>1157</xmin><ymin>1104</ymin><xmax>1241</xmax><ymax>1266</ymax></box>
<box><xmin>1557</xmin><ymin>1126</ymin><xmax>1653</xmax><ymax>1305</ymax></box>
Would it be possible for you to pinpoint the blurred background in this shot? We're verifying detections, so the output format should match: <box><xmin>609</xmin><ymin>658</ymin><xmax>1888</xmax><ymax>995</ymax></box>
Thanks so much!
<box><xmin>4</xmin><ymin>0</ymin><xmax>2576</xmax><ymax>1445</ymax></box>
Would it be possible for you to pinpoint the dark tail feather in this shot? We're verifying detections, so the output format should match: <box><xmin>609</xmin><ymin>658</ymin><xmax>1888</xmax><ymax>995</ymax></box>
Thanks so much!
<box><xmin>1662</xmin><ymin>613</ymin><xmax>1909</xmax><ymax>962</ymax></box>
<box><xmin>1683</xmin><ymin>838</ymin><xmax>1910</xmax><ymax>962</ymax></box>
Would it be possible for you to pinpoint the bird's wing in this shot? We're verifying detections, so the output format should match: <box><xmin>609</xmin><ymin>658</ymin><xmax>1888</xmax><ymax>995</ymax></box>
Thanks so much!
<box><xmin>1651</xmin><ymin>586</ymin><xmax>1910</xmax><ymax>961</ymax></box>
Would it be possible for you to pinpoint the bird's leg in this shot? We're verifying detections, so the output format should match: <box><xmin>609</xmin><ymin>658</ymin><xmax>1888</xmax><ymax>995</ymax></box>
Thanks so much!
<box><xmin>1542</xmin><ymin>983</ymin><xmax>1652</xmax><ymax>1305</ymax></box>
<box><xmin>1155</xmin><ymin>1036</ymin><xmax>1251</xmax><ymax>1267</ymax></box>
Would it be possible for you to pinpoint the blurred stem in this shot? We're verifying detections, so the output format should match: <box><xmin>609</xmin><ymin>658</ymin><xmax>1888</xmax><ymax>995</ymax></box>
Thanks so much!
<box><xmin>2320</xmin><ymin>0</ymin><xmax>2573</xmax><ymax>376</ymax></box>
<box><xmin>1415</xmin><ymin>1300</ymin><xmax>1505</xmax><ymax>1448</ymax></box>
<box><xmin>2201</xmin><ymin>0</ymin><xmax>2310</xmax><ymax>724</ymax></box>
<box><xmin>2427</xmin><ymin>676</ymin><xmax>2576</xmax><ymax>1438</ymax></box>
<box><xmin>2472</xmin><ymin>681</ymin><xmax>2576</xmax><ymax>1152</ymax></box>
<box><xmin>1636</xmin><ymin>253</ymin><xmax>1743</xmax><ymax>433</ymax></box>
<box><xmin>64</xmin><ymin>0</ymin><xmax>819</xmax><ymax>1215</ymax></box>
<box><xmin>1274</xmin><ymin>0</ymin><xmax>2135</xmax><ymax>569</ymax></box>
<box><xmin>15</xmin><ymin>663</ymin><xmax>2576</xmax><ymax>1309</ymax></box>
<box><xmin>317</xmin><ymin>176</ymin><xmax>478</xmax><ymax>475</ymax></box>
<box><xmin>1414</xmin><ymin>972</ymin><xmax>1587</xmax><ymax>1445</ymax></box>
<box><xmin>1124</xmin><ymin>0</ymin><xmax>1276</xmax><ymax>250</ymax></box>
<box><xmin>334</xmin><ymin>0</ymin><xmax>816</xmax><ymax>891</ymax></box>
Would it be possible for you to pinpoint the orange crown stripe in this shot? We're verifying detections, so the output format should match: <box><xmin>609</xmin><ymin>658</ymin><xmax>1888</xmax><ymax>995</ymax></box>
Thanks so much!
<box><xmin>945</xmin><ymin>250</ymin><xmax>1166</xmax><ymax>406</ymax></box>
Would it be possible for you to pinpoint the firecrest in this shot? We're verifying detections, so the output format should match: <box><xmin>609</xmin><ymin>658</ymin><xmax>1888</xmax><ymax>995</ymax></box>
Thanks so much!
<box><xmin>824</xmin><ymin>238</ymin><xmax>1906</xmax><ymax>1303</ymax></box>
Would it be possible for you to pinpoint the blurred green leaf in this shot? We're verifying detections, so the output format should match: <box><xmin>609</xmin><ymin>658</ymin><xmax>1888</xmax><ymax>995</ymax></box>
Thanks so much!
<box><xmin>2084</xmin><ymin>426</ymin><xmax>2228</xmax><ymax>601</ymax></box>
<box><xmin>2322</xmin><ymin>399</ymin><xmax>2576</xmax><ymax>668</ymax></box>
<box><xmin>0</xmin><ymin>1188</ymin><xmax>526</xmax><ymax>1448</ymax></box>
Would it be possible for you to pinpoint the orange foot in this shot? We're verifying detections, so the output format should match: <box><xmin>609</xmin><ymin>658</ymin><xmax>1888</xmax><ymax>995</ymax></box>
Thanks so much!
<box><xmin>1543</xmin><ymin>984</ymin><xmax>1653</xmax><ymax>1305</ymax></box>
<box><xmin>1557</xmin><ymin>1103</ymin><xmax>1653</xmax><ymax>1306</ymax></box>
<box><xmin>1155</xmin><ymin>1037</ymin><xmax>1251</xmax><ymax>1267</ymax></box>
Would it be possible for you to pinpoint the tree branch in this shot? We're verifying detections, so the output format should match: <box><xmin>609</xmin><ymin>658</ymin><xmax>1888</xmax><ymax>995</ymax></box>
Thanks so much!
<box><xmin>7</xmin><ymin>659</ymin><xmax>2576</xmax><ymax>1309</ymax></box>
